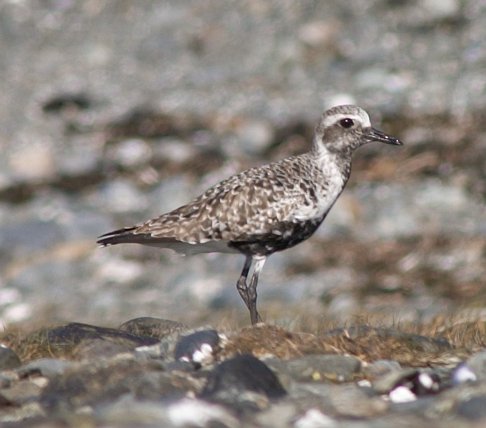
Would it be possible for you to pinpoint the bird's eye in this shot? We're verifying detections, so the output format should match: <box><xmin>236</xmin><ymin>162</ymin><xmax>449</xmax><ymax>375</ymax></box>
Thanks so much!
<box><xmin>339</xmin><ymin>118</ymin><xmax>354</xmax><ymax>129</ymax></box>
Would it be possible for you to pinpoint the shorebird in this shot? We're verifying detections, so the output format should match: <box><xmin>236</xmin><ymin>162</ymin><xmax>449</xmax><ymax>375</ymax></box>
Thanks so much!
<box><xmin>97</xmin><ymin>105</ymin><xmax>402</xmax><ymax>324</ymax></box>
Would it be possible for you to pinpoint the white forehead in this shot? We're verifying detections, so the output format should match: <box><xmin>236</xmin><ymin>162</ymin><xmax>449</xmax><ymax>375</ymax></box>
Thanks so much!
<box><xmin>322</xmin><ymin>110</ymin><xmax>371</xmax><ymax>128</ymax></box>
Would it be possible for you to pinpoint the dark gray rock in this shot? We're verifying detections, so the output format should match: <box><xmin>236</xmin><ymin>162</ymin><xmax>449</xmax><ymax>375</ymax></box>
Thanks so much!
<box><xmin>42</xmin><ymin>92</ymin><xmax>93</xmax><ymax>114</ymax></box>
<box><xmin>0</xmin><ymin>345</ymin><xmax>21</xmax><ymax>371</ymax></box>
<box><xmin>200</xmin><ymin>354</ymin><xmax>286</xmax><ymax>410</ymax></box>
<box><xmin>456</xmin><ymin>395</ymin><xmax>486</xmax><ymax>421</ymax></box>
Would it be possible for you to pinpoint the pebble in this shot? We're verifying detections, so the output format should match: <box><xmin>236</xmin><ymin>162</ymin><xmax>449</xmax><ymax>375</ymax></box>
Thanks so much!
<box><xmin>274</xmin><ymin>354</ymin><xmax>361</xmax><ymax>383</ymax></box>
<box><xmin>17</xmin><ymin>358</ymin><xmax>73</xmax><ymax>379</ymax></box>
<box><xmin>422</xmin><ymin>0</ymin><xmax>460</xmax><ymax>21</ymax></box>
<box><xmin>153</xmin><ymin>137</ymin><xmax>198</xmax><ymax>164</ymax></box>
<box><xmin>99</xmin><ymin>396</ymin><xmax>174</xmax><ymax>427</ymax></box>
<box><xmin>298</xmin><ymin>21</ymin><xmax>337</xmax><ymax>49</ymax></box>
<box><xmin>329</xmin><ymin>384</ymin><xmax>388</xmax><ymax>418</ymax></box>
<box><xmin>99</xmin><ymin>179</ymin><xmax>149</xmax><ymax>213</ymax></box>
<box><xmin>294</xmin><ymin>408</ymin><xmax>337</xmax><ymax>428</ymax></box>
<box><xmin>8</xmin><ymin>143</ymin><xmax>56</xmax><ymax>182</ymax></box>
<box><xmin>42</xmin><ymin>92</ymin><xmax>93</xmax><ymax>114</ymax></box>
<box><xmin>0</xmin><ymin>345</ymin><xmax>21</xmax><ymax>371</ymax></box>
<box><xmin>452</xmin><ymin>363</ymin><xmax>478</xmax><ymax>385</ymax></box>
<box><xmin>96</xmin><ymin>258</ymin><xmax>145</xmax><ymax>284</ymax></box>
<box><xmin>73</xmin><ymin>339</ymin><xmax>135</xmax><ymax>360</ymax></box>
<box><xmin>109</xmin><ymin>138</ymin><xmax>152</xmax><ymax>168</ymax></box>
<box><xmin>57</xmin><ymin>135</ymin><xmax>101</xmax><ymax>177</ymax></box>
<box><xmin>373</xmin><ymin>368</ymin><xmax>442</xmax><ymax>401</ymax></box>
<box><xmin>0</xmin><ymin>379</ymin><xmax>43</xmax><ymax>407</ymax></box>
<box><xmin>174</xmin><ymin>329</ymin><xmax>221</xmax><ymax>367</ymax></box>
<box><xmin>0</xmin><ymin>302</ymin><xmax>33</xmax><ymax>324</ymax></box>
<box><xmin>255</xmin><ymin>402</ymin><xmax>298</xmax><ymax>428</ymax></box>
<box><xmin>463</xmin><ymin>351</ymin><xmax>486</xmax><ymax>380</ymax></box>
<box><xmin>456</xmin><ymin>395</ymin><xmax>486</xmax><ymax>421</ymax></box>
<box><xmin>119</xmin><ymin>317</ymin><xmax>188</xmax><ymax>339</ymax></box>
<box><xmin>167</xmin><ymin>398</ymin><xmax>239</xmax><ymax>428</ymax></box>
<box><xmin>363</xmin><ymin>359</ymin><xmax>402</xmax><ymax>380</ymax></box>
<box><xmin>234</xmin><ymin>118</ymin><xmax>274</xmax><ymax>155</ymax></box>
<box><xmin>148</xmin><ymin>175</ymin><xmax>195</xmax><ymax>216</ymax></box>
<box><xmin>388</xmin><ymin>385</ymin><xmax>417</xmax><ymax>404</ymax></box>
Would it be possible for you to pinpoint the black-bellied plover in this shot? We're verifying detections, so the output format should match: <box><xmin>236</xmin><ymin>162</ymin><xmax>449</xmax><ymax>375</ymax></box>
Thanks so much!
<box><xmin>97</xmin><ymin>105</ymin><xmax>402</xmax><ymax>324</ymax></box>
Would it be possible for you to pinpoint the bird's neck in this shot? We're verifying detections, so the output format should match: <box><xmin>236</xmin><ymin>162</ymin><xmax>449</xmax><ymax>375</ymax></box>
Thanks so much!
<box><xmin>312</xmin><ymin>143</ymin><xmax>352</xmax><ymax>181</ymax></box>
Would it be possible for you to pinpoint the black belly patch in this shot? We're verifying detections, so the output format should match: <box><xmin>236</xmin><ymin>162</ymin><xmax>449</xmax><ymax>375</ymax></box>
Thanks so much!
<box><xmin>229</xmin><ymin>219</ymin><xmax>323</xmax><ymax>256</ymax></box>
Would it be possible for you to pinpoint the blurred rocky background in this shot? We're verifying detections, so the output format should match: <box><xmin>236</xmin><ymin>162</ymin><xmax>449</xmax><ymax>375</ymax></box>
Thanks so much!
<box><xmin>0</xmin><ymin>0</ymin><xmax>485</xmax><ymax>329</ymax></box>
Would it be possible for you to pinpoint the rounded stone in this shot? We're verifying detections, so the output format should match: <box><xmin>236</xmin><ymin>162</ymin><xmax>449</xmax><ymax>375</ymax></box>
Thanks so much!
<box><xmin>0</xmin><ymin>345</ymin><xmax>21</xmax><ymax>371</ymax></box>
<box><xmin>119</xmin><ymin>317</ymin><xmax>188</xmax><ymax>340</ymax></box>
<box><xmin>174</xmin><ymin>330</ymin><xmax>221</xmax><ymax>367</ymax></box>
<box><xmin>200</xmin><ymin>354</ymin><xmax>286</xmax><ymax>405</ymax></box>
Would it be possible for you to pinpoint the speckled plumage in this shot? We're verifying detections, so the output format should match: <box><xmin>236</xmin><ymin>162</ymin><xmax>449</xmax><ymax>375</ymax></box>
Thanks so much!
<box><xmin>98</xmin><ymin>105</ymin><xmax>402</xmax><ymax>324</ymax></box>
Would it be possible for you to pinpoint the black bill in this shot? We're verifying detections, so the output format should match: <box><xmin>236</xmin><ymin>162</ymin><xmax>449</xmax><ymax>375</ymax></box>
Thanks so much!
<box><xmin>365</xmin><ymin>127</ymin><xmax>403</xmax><ymax>146</ymax></box>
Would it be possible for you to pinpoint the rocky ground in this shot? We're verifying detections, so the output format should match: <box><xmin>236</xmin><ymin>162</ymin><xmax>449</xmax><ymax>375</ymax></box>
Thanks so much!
<box><xmin>0</xmin><ymin>0</ymin><xmax>485</xmax><ymax>426</ymax></box>
<box><xmin>1</xmin><ymin>317</ymin><xmax>486</xmax><ymax>427</ymax></box>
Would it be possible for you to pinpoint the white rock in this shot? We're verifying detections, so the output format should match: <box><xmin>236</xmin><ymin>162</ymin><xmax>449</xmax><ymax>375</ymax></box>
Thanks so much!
<box><xmin>388</xmin><ymin>386</ymin><xmax>416</xmax><ymax>403</ymax></box>
<box><xmin>295</xmin><ymin>408</ymin><xmax>337</xmax><ymax>428</ymax></box>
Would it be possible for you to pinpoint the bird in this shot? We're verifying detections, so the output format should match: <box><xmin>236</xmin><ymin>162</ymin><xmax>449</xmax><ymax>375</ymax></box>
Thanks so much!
<box><xmin>97</xmin><ymin>105</ymin><xmax>402</xmax><ymax>325</ymax></box>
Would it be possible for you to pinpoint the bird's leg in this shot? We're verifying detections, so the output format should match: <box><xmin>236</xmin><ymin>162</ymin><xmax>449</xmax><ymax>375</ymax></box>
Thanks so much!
<box><xmin>247</xmin><ymin>256</ymin><xmax>266</xmax><ymax>325</ymax></box>
<box><xmin>236</xmin><ymin>256</ymin><xmax>252</xmax><ymax>314</ymax></box>
<box><xmin>236</xmin><ymin>256</ymin><xmax>266</xmax><ymax>325</ymax></box>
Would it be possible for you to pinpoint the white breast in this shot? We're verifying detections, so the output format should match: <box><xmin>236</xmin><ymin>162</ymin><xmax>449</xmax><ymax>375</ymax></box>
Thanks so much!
<box><xmin>292</xmin><ymin>154</ymin><xmax>346</xmax><ymax>221</ymax></box>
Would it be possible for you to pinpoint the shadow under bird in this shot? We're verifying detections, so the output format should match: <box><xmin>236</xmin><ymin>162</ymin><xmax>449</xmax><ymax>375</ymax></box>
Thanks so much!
<box><xmin>97</xmin><ymin>105</ymin><xmax>402</xmax><ymax>325</ymax></box>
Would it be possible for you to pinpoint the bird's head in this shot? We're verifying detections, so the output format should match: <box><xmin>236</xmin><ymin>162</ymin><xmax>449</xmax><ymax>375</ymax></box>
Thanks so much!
<box><xmin>314</xmin><ymin>105</ymin><xmax>402</xmax><ymax>155</ymax></box>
